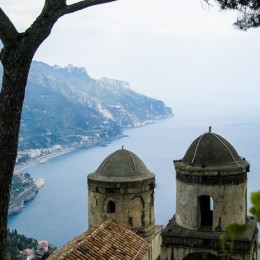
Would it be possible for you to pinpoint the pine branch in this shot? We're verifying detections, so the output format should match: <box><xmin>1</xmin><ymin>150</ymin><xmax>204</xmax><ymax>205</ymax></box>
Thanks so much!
<box><xmin>0</xmin><ymin>8</ymin><xmax>18</xmax><ymax>45</ymax></box>
<box><xmin>63</xmin><ymin>0</ymin><xmax>117</xmax><ymax>15</ymax></box>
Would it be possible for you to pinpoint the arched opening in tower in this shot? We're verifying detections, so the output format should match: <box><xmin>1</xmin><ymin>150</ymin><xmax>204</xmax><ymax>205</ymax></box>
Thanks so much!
<box><xmin>200</xmin><ymin>195</ymin><xmax>213</xmax><ymax>228</ymax></box>
<box><xmin>131</xmin><ymin>196</ymin><xmax>145</xmax><ymax>228</ymax></box>
<box><xmin>107</xmin><ymin>201</ymin><xmax>115</xmax><ymax>213</ymax></box>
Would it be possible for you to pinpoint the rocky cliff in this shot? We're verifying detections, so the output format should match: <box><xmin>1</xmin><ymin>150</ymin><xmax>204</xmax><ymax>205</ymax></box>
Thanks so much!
<box><xmin>0</xmin><ymin>61</ymin><xmax>173</xmax><ymax>150</ymax></box>
<box><xmin>9</xmin><ymin>173</ymin><xmax>38</xmax><ymax>215</ymax></box>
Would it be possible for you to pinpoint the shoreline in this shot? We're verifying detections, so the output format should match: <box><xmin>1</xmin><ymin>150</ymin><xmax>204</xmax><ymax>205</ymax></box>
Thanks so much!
<box><xmin>14</xmin><ymin>147</ymin><xmax>75</xmax><ymax>174</ymax></box>
<box><xmin>13</xmin><ymin>117</ymin><xmax>172</xmax><ymax>174</ymax></box>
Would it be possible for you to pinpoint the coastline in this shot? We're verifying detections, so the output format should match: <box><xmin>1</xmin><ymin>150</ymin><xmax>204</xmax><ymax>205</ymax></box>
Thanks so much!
<box><xmin>10</xmin><ymin>148</ymin><xmax>75</xmax><ymax>215</ymax></box>
<box><xmin>13</xmin><ymin>117</ymin><xmax>172</xmax><ymax>174</ymax></box>
<box><xmin>14</xmin><ymin>147</ymin><xmax>75</xmax><ymax>174</ymax></box>
<box><xmin>14</xmin><ymin>128</ymin><xmax>133</xmax><ymax>174</ymax></box>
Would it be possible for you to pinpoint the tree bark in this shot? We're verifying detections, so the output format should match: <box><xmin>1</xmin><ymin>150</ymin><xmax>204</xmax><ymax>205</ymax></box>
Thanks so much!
<box><xmin>0</xmin><ymin>48</ymin><xmax>32</xmax><ymax>259</ymax></box>
<box><xmin>0</xmin><ymin>0</ymin><xmax>116</xmax><ymax>258</ymax></box>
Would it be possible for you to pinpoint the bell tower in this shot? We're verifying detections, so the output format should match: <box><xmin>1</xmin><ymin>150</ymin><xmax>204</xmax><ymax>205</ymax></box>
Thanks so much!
<box><xmin>87</xmin><ymin>148</ymin><xmax>162</xmax><ymax>244</ymax></box>
<box><xmin>161</xmin><ymin>129</ymin><xmax>258</xmax><ymax>259</ymax></box>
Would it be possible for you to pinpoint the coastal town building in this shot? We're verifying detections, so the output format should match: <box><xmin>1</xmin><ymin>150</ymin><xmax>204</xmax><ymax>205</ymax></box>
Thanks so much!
<box><xmin>38</xmin><ymin>240</ymin><xmax>49</xmax><ymax>252</ymax></box>
<box><xmin>49</xmin><ymin>129</ymin><xmax>258</xmax><ymax>259</ymax></box>
<box><xmin>21</xmin><ymin>248</ymin><xmax>34</xmax><ymax>260</ymax></box>
<box><xmin>16</xmin><ymin>145</ymin><xmax>63</xmax><ymax>163</ymax></box>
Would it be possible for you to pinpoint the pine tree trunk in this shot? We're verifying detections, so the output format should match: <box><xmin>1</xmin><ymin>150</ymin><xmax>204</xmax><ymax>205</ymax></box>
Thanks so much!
<box><xmin>0</xmin><ymin>2</ymin><xmax>115</xmax><ymax>258</ymax></box>
<box><xmin>0</xmin><ymin>14</ymin><xmax>61</xmax><ymax>257</ymax></box>
<box><xmin>0</xmin><ymin>48</ymin><xmax>32</xmax><ymax>259</ymax></box>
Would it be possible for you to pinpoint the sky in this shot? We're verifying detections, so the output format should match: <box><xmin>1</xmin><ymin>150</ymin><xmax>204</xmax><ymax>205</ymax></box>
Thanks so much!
<box><xmin>1</xmin><ymin>0</ymin><xmax>260</xmax><ymax>123</ymax></box>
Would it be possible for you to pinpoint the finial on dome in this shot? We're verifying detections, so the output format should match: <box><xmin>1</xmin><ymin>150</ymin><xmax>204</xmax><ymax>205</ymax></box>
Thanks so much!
<box><xmin>209</xmin><ymin>126</ymin><xmax>212</xmax><ymax>133</ymax></box>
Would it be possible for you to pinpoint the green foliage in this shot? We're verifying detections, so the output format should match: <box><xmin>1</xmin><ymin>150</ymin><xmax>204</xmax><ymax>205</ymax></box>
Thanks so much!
<box><xmin>219</xmin><ymin>233</ymin><xmax>227</xmax><ymax>248</ymax></box>
<box><xmin>249</xmin><ymin>191</ymin><xmax>260</xmax><ymax>250</ymax></box>
<box><xmin>6</xmin><ymin>229</ymin><xmax>37</xmax><ymax>260</ymax></box>
<box><xmin>219</xmin><ymin>224</ymin><xmax>248</xmax><ymax>260</ymax></box>
<box><xmin>10</xmin><ymin>173</ymin><xmax>34</xmax><ymax>200</ymax></box>
<box><xmin>205</xmin><ymin>0</ymin><xmax>260</xmax><ymax>30</ymax></box>
<box><xmin>226</xmin><ymin>223</ymin><xmax>248</xmax><ymax>239</ymax></box>
<box><xmin>250</xmin><ymin>191</ymin><xmax>260</xmax><ymax>221</ymax></box>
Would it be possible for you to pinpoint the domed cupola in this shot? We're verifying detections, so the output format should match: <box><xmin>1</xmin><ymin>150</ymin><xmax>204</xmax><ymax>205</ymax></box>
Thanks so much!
<box><xmin>174</xmin><ymin>128</ymin><xmax>250</xmax><ymax>231</ymax></box>
<box><xmin>182</xmin><ymin>132</ymin><xmax>243</xmax><ymax>166</ymax></box>
<box><xmin>175</xmin><ymin>128</ymin><xmax>249</xmax><ymax>176</ymax></box>
<box><xmin>87</xmin><ymin>147</ymin><xmax>156</xmax><ymax>238</ymax></box>
<box><xmin>93</xmin><ymin>148</ymin><xmax>154</xmax><ymax>180</ymax></box>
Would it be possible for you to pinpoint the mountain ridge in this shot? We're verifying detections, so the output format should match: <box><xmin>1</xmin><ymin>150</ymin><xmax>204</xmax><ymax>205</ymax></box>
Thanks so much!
<box><xmin>0</xmin><ymin>61</ymin><xmax>173</xmax><ymax>151</ymax></box>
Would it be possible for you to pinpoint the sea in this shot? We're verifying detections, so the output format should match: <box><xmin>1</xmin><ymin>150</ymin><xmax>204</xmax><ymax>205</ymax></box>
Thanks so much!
<box><xmin>8</xmin><ymin>110</ymin><xmax>260</xmax><ymax>250</ymax></box>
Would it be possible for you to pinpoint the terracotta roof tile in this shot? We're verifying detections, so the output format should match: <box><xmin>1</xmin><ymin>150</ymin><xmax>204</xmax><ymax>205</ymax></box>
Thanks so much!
<box><xmin>48</xmin><ymin>219</ymin><xmax>151</xmax><ymax>260</ymax></box>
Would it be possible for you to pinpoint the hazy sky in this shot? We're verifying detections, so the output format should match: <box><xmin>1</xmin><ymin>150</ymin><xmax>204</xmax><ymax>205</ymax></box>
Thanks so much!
<box><xmin>1</xmin><ymin>0</ymin><xmax>260</xmax><ymax>122</ymax></box>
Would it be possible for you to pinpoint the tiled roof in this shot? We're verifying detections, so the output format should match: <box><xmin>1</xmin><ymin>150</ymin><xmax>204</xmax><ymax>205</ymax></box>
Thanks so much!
<box><xmin>23</xmin><ymin>248</ymin><xmax>33</xmax><ymax>255</ymax></box>
<box><xmin>39</xmin><ymin>241</ymin><xmax>48</xmax><ymax>248</ymax></box>
<box><xmin>48</xmin><ymin>219</ymin><xmax>151</xmax><ymax>260</ymax></box>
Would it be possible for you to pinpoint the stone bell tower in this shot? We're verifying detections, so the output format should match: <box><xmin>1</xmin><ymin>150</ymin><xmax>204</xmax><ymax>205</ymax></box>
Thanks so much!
<box><xmin>87</xmin><ymin>147</ymin><xmax>162</xmax><ymax>253</ymax></box>
<box><xmin>161</xmin><ymin>128</ymin><xmax>258</xmax><ymax>260</ymax></box>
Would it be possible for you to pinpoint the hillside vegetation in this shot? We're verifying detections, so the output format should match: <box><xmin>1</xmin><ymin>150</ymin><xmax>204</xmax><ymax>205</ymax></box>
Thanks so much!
<box><xmin>0</xmin><ymin>61</ymin><xmax>172</xmax><ymax>150</ymax></box>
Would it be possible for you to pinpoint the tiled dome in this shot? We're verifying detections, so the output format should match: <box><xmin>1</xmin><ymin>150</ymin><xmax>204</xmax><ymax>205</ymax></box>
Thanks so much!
<box><xmin>90</xmin><ymin>148</ymin><xmax>154</xmax><ymax>181</ymax></box>
<box><xmin>182</xmin><ymin>132</ymin><xmax>243</xmax><ymax>166</ymax></box>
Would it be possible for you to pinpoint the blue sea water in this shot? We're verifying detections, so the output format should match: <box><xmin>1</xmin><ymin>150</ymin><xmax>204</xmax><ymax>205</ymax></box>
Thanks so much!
<box><xmin>8</xmin><ymin>113</ymin><xmax>260</xmax><ymax>250</ymax></box>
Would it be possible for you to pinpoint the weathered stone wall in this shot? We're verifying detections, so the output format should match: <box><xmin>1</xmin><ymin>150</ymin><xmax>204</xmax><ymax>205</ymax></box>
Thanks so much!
<box><xmin>88</xmin><ymin>180</ymin><xmax>155</xmax><ymax>237</ymax></box>
<box><xmin>161</xmin><ymin>215</ymin><xmax>258</xmax><ymax>260</ymax></box>
<box><xmin>160</xmin><ymin>245</ymin><xmax>255</xmax><ymax>260</ymax></box>
<box><xmin>160</xmin><ymin>247</ymin><xmax>221</xmax><ymax>260</ymax></box>
<box><xmin>175</xmin><ymin>180</ymin><xmax>247</xmax><ymax>230</ymax></box>
<box><xmin>149</xmin><ymin>226</ymin><xmax>162</xmax><ymax>260</ymax></box>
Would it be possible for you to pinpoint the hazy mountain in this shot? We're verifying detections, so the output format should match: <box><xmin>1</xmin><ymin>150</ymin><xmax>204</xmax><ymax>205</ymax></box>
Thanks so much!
<box><xmin>0</xmin><ymin>61</ymin><xmax>172</xmax><ymax>150</ymax></box>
